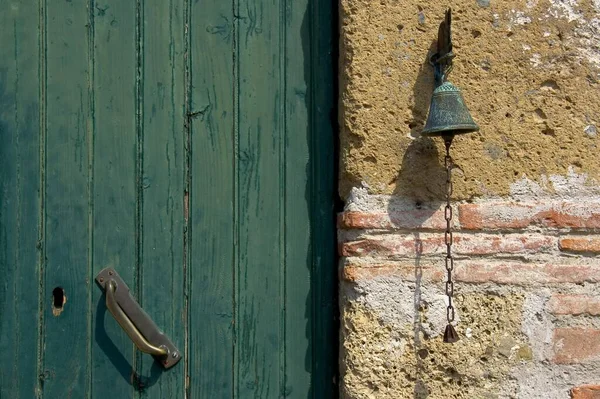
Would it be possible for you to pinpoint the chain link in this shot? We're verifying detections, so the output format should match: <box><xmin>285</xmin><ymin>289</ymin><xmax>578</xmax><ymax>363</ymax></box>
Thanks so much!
<box><xmin>444</xmin><ymin>137</ymin><xmax>455</xmax><ymax>324</ymax></box>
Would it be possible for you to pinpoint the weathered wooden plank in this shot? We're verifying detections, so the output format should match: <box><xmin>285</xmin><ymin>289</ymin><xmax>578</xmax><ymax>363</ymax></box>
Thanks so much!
<box><xmin>0</xmin><ymin>2</ymin><xmax>42</xmax><ymax>398</ymax></box>
<box><xmin>283</xmin><ymin>0</ymin><xmax>313</xmax><ymax>396</ymax></box>
<box><xmin>236</xmin><ymin>0</ymin><xmax>284</xmax><ymax>396</ymax></box>
<box><xmin>283</xmin><ymin>2</ymin><xmax>338</xmax><ymax>396</ymax></box>
<box><xmin>188</xmin><ymin>0</ymin><xmax>236</xmax><ymax>397</ymax></box>
<box><xmin>139</xmin><ymin>0</ymin><xmax>186</xmax><ymax>396</ymax></box>
<box><xmin>42</xmin><ymin>0</ymin><xmax>92</xmax><ymax>397</ymax></box>
<box><xmin>0</xmin><ymin>1</ymin><xmax>338</xmax><ymax>398</ymax></box>
<box><xmin>308</xmin><ymin>1</ymin><xmax>338</xmax><ymax>396</ymax></box>
<box><xmin>89</xmin><ymin>1</ymin><xmax>138</xmax><ymax>397</ymax></box>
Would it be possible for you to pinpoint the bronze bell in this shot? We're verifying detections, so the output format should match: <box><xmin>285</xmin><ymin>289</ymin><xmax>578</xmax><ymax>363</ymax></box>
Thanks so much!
<box><xmin>421</xmin><ymin>81</ymin><xmax>479</xmax><ymax>136</ymax></box>
<box><xmin>421</xmin><ymin>7</ymin><xmax>479</xmax><ymax>138</ymax></box>
<box><xmin>420</xmin><ymin>8</ymin><xmax>482</xmax><ymax>345</ymax></box>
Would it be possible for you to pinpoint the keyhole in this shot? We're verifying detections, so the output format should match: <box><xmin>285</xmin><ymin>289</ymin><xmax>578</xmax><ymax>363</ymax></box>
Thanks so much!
<box><xmin>52</xmin><ymin>287</ymin><xmax>66</xmax><ymax>316</ymax></box>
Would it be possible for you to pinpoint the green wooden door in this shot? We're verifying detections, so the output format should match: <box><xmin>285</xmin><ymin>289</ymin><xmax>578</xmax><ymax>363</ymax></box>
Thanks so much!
<box><xmin>0</xmin><ymin>0</ymin><xmax>337</xmax><ymax>397</ymax></box>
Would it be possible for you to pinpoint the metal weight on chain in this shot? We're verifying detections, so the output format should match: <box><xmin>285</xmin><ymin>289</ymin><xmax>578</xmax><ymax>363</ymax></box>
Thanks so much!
<box><xmin>421</xmin><ymin>8</ymin><xmax>480</xmax><ymax>344</ymax></box>
<box><xmin>443</xmin><ymin>137</ymin><xmax>459</xmax><ymax>343</ymax></box>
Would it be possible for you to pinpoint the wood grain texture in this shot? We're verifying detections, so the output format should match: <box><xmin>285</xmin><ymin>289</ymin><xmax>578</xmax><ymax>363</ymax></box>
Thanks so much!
<box><xmin>42</xmin><ymin>0</ymin><xmax>91</xmax><ymax>396</ymax></box>
<box><xmin>188</xmin><ymin>0</ymin><xmax>236</xmax><ymax>397</ymax></box>
<box><xmin>284</xmin><ymin>0</ymin><xmax>313</xmax><ymax>395</ymax></box>
<box><xmin>308</xmin><ymin>1</ymin><xmax>338</xmax><ymax>396</ymax></box>
<box><xmin>0</xmin><ymin>2</ymin><xmax>42</xmax><ymax>398</ymax></box>
<box><xmin>236</xmin><ymin>0</ymin><xmax>285</xmax><ymax>396</ymax></box>
<box><xmin>89</xmin><ymin>1</ymin><xmax>138</xmax><ymax>397</ymax></box>
<box><xmin>139</xmin><ymin>0</ymin><xmax>186</xmax><ymax>396</ymax></box>
<box><xmin>0</xmin><ymin>0</ymin><xmax>337</xmax><ymax>397</ymax></box>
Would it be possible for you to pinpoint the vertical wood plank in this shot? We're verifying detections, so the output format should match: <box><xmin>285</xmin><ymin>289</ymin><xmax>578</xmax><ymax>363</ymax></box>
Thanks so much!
<box><xmin>42</xmin><ymin>0</ymin><xmax>91</xmax><ymax>397</ymax></box>
<box><xmin>89</xmin><ymin>1</ymin><xmax>138</xmax><ymax>397</ymax></box>
<box><xmin>236</xmin><ymin>0</ymin><xmax>284</xmax><ymax>396</ymax></box>
<box><xmin>0</xmin><ymin>0</ymin><xmax>338</xmax><ymax>397</ymax></box>
<box><xmin>139</xmin><ymin>0</ymin><xmax>185</xmax><ymax>396</ymax></box>
<box><xmin>0</xmin><ymin>2</ymin><xmax>41</xmax><ymax>398</ymax></box>
<box><xmin>308</xmin><ymin>1</ymin><xmax>338</xmax><ymax>396</ymax></box>
<box><xmin>188</xmin><ymin>0</ymin><xmax>236</xmax><ymax>397</ymax></box>
<box><xmin>283</xmin><ymin>0</ymin><xmax>314</xmax><ymax>396</ymax></box>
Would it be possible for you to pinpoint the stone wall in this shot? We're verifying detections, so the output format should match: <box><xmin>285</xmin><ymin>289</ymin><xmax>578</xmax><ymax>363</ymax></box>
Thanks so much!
<box><xmin>338</xmin><ymin>1</ymin><xmax>600</xmax><ymax>398</ymax></box>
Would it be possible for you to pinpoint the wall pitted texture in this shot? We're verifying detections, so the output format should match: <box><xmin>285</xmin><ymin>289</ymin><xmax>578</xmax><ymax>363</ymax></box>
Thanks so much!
<box><xmin>339</xmin><ymin>0</ymin><xmax>600</xmax><ymax>200</ymax></box>
<box><xmin>339</xmin><ymin>1</ymin><xmax>600</xmax><ymax>398</ymax></box>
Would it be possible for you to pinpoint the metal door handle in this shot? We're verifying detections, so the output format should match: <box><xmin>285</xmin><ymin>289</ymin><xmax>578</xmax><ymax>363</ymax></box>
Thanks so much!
<box><xmin>95</xmin><ymin>267</ymin><xmax>181</xmax><ymax>369</ymax></box>
<box><xmin>105</xmin><ymin>280</ymin><xmax>167</xmax><ymax>356</ymax></box>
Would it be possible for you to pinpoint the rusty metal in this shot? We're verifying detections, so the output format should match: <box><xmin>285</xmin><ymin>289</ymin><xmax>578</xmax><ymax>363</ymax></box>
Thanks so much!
<box><xmin>443</xmin><ymin>323</ymin><xmax>459</xmax><ymax>344</ymax></box>
<box><xmin>442</xmin><ymin>136</ymin><xmax>459</xmax><ymax>344</ymax></box>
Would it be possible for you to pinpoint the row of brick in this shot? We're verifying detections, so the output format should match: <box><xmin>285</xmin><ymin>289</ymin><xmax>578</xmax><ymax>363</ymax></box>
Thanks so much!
<box><xmin>554</xmin><ymin>328</ymin><xmax>600</xmax><ymax>364</ymax></box>
<box><xmin>343</xmin><ymin>257</ymin><xmax>600</xmax><ymax>367</ymax></box>
<box><xmin>340</xmin><ymin>199</ymin><xmax>600</xmax><ymax>381</ymax></box>
<box><xmin>551</xmin><ymin>295</ymin><xmax>600</xmax><ymax>370</ymax></box>
<box><xmin>572</xmin><ymin>385</ymin><xmax>600</xmax><ymax>399</ymax></box>
<box><xmin>342</xmin><ymin>261</ymin><xmax>600</xmax><ymax>285</ymax></box>
<box><xmin>339</xmin><ymin>200</ymin><xmax>600</xmax><ymax>231</ymax></box>
<box><xmin>550</xmin><ymin>295</ymin><xmax>600</xmax><ymax>367</ymax></box>
<box><xmin>340</xmin><ymin>234</ymin><xmax>600</xmax><ymax>257</ymax></box>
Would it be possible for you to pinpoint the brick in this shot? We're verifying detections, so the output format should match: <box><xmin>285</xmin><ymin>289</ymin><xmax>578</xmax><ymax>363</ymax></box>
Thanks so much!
<box><xmin>454</xmin><ymin>234</ymin><xmax>555</xmax><ymax>255</ymax></box>
<box><xmin>338</xmin><ymin>209</ymin><xmax>448</xmax><ymax>230</ymax></box>
<box><xmin>455</xmin><ymin>262</ymin><xmax>600</xmax><ymax>285</ymax></box>
<box><xmin>571</xmin><ymin>385</ymin><xmax>600</xmax><ymax>399</ymax></box>
<box><xmin>341</xmin><ymin>262</ymin><xmax>443</xmax><ymax>283</ymax></box>
<box><xmin>553</xmin><ymin>328</ymin><xmax>600</xmax><ymax>364</ymax></box>
<box><xmin>459</xmin><ymin>201</ymin><xmax>600</xmax><ymax>230</ymax></box>
<box><xmin>547</xmin><ymin>294</ymin><xmax>600</xmax><ymax>316</ymax></box>
<box><xmin>341</xmin><ymin>235</ymin><xmax>442</xmax><ymax>257</ymax></box>
<box><xmin>560</xmin><ymin>237</ymin><xmax>600</xmax><ymax>253</ymax></box>
<box><xmin>342</xmin><ymin>260</ymin><xmax>600</xmax><ymax>285</ymax></box>
<box><xmin>340</xmin><ymin>233</ymin><xmax>555</xmax><ymax>257</ymax></box>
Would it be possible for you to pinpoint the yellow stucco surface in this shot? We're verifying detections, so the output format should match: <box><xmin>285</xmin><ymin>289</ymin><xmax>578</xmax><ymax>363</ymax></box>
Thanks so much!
<box><xmin>341</xmin><ymin>293</ymin><xmax>529</xmax><ymax>398</ymax></box>
<box><xmin>340</xmin><ymin>0</ymin><xmax>600</xmax><ymax>200</ymax></box>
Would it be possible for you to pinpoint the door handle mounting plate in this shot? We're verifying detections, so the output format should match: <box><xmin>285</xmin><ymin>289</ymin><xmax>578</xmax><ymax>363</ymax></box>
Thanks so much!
<box><xmin>95</xmin><ymin>267</ymin><xmax>181</xmax><ymax>369</ymax></box>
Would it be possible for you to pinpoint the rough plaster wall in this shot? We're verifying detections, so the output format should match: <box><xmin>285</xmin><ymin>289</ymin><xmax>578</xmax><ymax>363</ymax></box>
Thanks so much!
<box><xmin>340</xmin><ymin>276</ymin><xmax>600</xmax><ymax>398</ymax></box>
<box><xmin>339</xmin><ymin>1</ymin><xmax>600</xmax><ymax>398</ymax></box>
<box><xmin>341</xmin><ymin>283</ymin><xmax>530</xmax><ymax>398</ymax></box>
<box><xmin>339</xmin><ymin>189</ymin><xmax>600</xmax><ymax>398</ymax></box>
<box><xmin>339</xmin><ymin>0</ymin><xmax>600</xmax><ymax>201</ymax></box>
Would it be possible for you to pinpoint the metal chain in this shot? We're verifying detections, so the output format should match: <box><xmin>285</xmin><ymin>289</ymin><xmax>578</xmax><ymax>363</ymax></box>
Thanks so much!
<box><xmin>444</xmin><ymin>137</ymin><xmax>455</xmax><ymax>324</ymax></box>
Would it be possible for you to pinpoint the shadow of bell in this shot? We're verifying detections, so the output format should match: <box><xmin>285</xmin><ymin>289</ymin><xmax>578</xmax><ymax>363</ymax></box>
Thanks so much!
<box><xmin>393</xmin><ymin>137</ymin><xmax>446</xmax><ymax>202</ymax></box>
